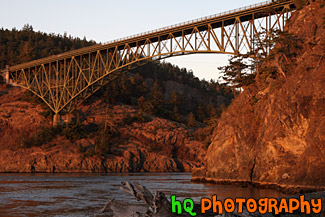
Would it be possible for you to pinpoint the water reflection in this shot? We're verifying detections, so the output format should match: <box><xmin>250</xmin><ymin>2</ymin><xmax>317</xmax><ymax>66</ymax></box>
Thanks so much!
<box><xmin>0</xmin><ymin>173</ymin><xmax>288</xmax><ymax>216</ymax></box>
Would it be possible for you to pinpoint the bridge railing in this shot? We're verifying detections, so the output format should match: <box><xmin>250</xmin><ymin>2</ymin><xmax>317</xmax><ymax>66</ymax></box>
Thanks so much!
<box><xmin>103</xmin><ymin>0</ymin><xmax>281</xmax><ymax>45</ymax></box>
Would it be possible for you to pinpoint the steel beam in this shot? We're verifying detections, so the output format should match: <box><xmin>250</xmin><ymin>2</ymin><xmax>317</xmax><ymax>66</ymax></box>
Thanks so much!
<box><xmin>7</xmin><ymin>0</ymin><xmax>295</xmax><ymax>114</ymax></box>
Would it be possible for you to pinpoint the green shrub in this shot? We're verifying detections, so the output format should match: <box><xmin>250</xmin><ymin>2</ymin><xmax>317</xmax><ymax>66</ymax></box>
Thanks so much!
<box><xmin>38</xmin><ymin>109</ymin><xmax>54</xmax><ymax>119</ymax></box>
<box><xmin>0</xmin><ymin>90</ymin><xmax>8</xmax><ymax>97</ymax></box>
<box><xmin>59</xmin><ymin>122</ymin><xmax>86</xmax><ymax>141</ymax></box>
<box><xmin>19</xmin><ymin>126</ymin><xmax>57</xmax><ymax>148</ymax></box>
<box><xmin>123</xmin><ymin>114</ymin><xmax>138</xmax><ymax>125</ymax></box>
<box><xmin>77</xmin><ymin>123</ymin><xmax>120</xmax><ymax>157</ymax></box>
<box><xmin>94</xmin><ymin>133</ymin><xmax>114</xmax><ymax>155</ymax></box>
<box><xmin>21</xmin><ymin>91</ymin><xmax>43</xmax><ymax>105</ymax></box>
<box><xmin>136</xmin><ymin>111</ymin><xmax>151</xmax><ymax>123</ymax></box>
<box><xmin>93</xmin><ymin>126</ymin><xmax>120</xmax><ymax>156</ymax></box>
<box><xmin>187</xmin><ymin>112</ymin><xmax>196</xmax><ymax>127</ymax></box>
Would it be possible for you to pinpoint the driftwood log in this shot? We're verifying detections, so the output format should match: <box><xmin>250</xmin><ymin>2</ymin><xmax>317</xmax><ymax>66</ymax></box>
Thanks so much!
<box><xmin>99</xmin><ymin>181</ymin><xmax>268</xmax><ymax>217</ymax></box>
<box><xmin>101</xmin><ymin>181</ymin><xmax>186</xmax><ymax>217</ymax></box>
<box><xmin>100</xmin><ymin>182</ymin><xmax>324</xmax><ymax>217</ymax></box>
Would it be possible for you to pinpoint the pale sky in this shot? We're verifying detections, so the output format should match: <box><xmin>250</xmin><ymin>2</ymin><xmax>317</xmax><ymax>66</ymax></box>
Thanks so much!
<box><xmin>1</xmin><ymin>0</ymin><xmax>264</xmax><ymax>81</ymax></box>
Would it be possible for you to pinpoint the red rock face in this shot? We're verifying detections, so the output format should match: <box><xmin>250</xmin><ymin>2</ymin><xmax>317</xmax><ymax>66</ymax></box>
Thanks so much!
<box><xmin>0</xmin><ymin>86</ymin><xmax>205</xmax><ymax>173</ymax></box>
<box><xmin>195</xmin><ymin>0</ymin><xmax>325</xmax><ymax>190</ymax></box>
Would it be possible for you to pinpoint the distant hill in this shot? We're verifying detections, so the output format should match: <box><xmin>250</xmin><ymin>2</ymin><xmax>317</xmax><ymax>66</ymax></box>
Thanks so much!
<box><xmin>0</xmin><ymin>24</ymin><xmax>96</xmax><ymax>68</ymax></box>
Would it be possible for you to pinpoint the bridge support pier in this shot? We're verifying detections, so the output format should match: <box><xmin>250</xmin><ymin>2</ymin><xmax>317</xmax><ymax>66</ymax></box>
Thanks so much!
<box><xmin>5</xmin><ymin>66</ymin><xmax>9</xmax><ymax>84</ymax></box>
<box><xmin>63</xmin><ymin>113</ymin><xmax>73</xmax><ymax>124</ymax></box>
<box><xmin>53</xmin><ymin>113</ymin><xmax>73</xmax><ymax>126</ymax></box>
<box><xmin>53</xmin><ymin>114</ymin><xmax>61</xmax><ymax>126</ymax></box>
<box><xmin>1</xmin><ymin>65</ymin><xmax>9</xmax><ymax>84</ymax></box>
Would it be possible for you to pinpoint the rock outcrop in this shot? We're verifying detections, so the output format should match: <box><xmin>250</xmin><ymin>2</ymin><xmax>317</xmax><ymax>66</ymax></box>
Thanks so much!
<box><xmin>193</xmin><ymin>1</ymin><xmax>325</xmax><ymax>193</ymax></box>
<box><xmin>0</xmin><ymin>142</ymin><xmax>201</xmax><ymax>173</ymax></box>
<box><xmin>0</xmin><ymin>86</ymin><xmax>205</xmax><ymax>173</ymax></box>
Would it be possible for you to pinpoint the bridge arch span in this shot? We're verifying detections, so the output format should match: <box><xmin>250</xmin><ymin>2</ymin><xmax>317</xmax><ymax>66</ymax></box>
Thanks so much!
<box><xmin>6</xmin><ymin>0</ymin><xmax>294</xmax><ymax>115</ymax></box>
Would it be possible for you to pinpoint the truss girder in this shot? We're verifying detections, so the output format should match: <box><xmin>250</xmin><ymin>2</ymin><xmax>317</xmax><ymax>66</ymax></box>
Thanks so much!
<box><xmin>8</xmin><ymin>1</ymin><xmax>294</xmax><ymax>114</ymax></box>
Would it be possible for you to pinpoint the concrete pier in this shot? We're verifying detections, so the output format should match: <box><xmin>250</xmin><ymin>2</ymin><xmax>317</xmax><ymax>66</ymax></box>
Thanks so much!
<box><xmin>53</xmin><ymin>113</ymin><xmax>73</xmax><ymax>126</ymax></box>
<box><xmin>53</xmin><ymin>114</ymin><xmax>61</xmax><ymax>126</ymax></box>
<box><xmin>1</xmin><ymin>65</ymin><xmax>9</xmax><ymax>84</ymax></box>
<box><xmin>4</xmin><ymin>66</ymin><xmax>9</xmax><ymax>84</ymax></box>
<box><xmin>63</xmin><ymin>113</ymin><xmax>73</xmax><ymax>123</ymax></box>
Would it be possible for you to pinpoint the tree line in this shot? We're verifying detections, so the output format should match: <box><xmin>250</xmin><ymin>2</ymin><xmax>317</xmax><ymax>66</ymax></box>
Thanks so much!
<box><xmin>1</xmin><ymin>24</ymin><xmax>233</xmax><ymax>127</ymax></box>
<box><xmin>92</xmin><ymin>61</ymin><xmax>234</xmax><ymax>127</ymax></box>
<box><xmin>0</xmin><ymin>24</ymin><xmax>95</xmax><ymax>69</ymax></box>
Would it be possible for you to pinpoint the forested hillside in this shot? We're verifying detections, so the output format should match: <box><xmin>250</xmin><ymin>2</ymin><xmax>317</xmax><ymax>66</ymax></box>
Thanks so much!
<box><xmin>1</xmin><ymin>24</ymin><xmax>233</xmax><ymax>126</ymax></box>
<box><xmin>0</xmin><ymin>24</ymin><xmax>236</xmax><ymax>173</ymax></box>
<box><xmin>92</xmin><ymin>61</ymin><xmax>233</xmax><ymax>126</ymax></box>
<box><xmin>0</xmin><ymin>24</ymin><xmax>95</xmax><ymax>68</ymax></box>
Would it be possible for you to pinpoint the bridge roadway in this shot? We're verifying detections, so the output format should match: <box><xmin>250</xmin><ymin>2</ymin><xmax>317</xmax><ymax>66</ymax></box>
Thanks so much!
<box><xmin>4</xmin><ymin>0</ymin><xmax>296</xmax><ymax>123</ymax></box>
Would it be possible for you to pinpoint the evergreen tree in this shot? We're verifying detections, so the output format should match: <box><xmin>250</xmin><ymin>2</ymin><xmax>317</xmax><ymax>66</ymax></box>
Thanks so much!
<box><xmin>149</xmin><ymin>81</ymin><xmax>164</xmax><ymax>115</ymax></box>
<box><xmin>171</xmin><ymin>106</ymin><xmax>182</xmax><ymax>122</ymax></box>
<box><xmin>187</xmin><ymin>112</ymin><xmax>196</xmax><ymax>127</ymax></box>
<box><xmin>218</xmin><ymin>54</ymin><xmax>255</xmax><ymax>89</ymax></box>
<box><xmin>119</xmin><ymin>72</ymin><xmax>132</xmax><ymax>103</ymax></box>
<box><xmin>196</xmin><ymin>105</ymin><xmax>207</xmax><ymax>122</ymax></box>
<box><xmin>0</xmin><ymin>25</ymin><xmax>95</xmax><ymax>68</ymax></box>
<box><xmin>19</xmin><ymin>42</ymin><xmax>34</xmax><ymax>63</ymax></box>
<box><xmin>137</xmin><ymin>96</ymin><xmax>146</xmax><ymax>111</ymax></box>
<box><xmin>132</xmin><ymin>73</ymin><xmax>148</xmax><ymax>97</ymax></box>
<box><xmin>169</xmin><ymin>90</ymin><xmax>180</xmax><ymax>109</ymax></box>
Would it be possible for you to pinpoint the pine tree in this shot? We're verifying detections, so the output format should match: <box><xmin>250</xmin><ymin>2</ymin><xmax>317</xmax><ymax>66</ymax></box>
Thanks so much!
<box><xmin>187</xmin><ymin>112</ymin><xmax>196</xmax><ymax>127</ymax></box>
<box><xmin>22</xmin><ymin>24</ymin><xmax>33</xmax><ymax>32</ymax></box>
<box><xmin>0</xmin><ymin>25</ymin><xmax>95</xmax><ymax>68</ymax></box>
<box><xmin>218</xmin><ymin>54</ymin><xmax>255</xmax><ymax>89</ymax></box>
<box><xmin>19</xmin><ymin>42</ymin><xmax>34</xmax><ymax>63</ymax></box>
<box><xmin>137</xmin><ymin>96</ymin><xmax>146</xmax><ymax>111</ymax></box>
<box><xmin>120</xmin><ymin>72</ymin><xmax>132</xmax><ymax>103</ymax></box>
<box><xmin>169</xmin><ymin>90</ymin><xmax>181</xmax><ymax>110</ymax></box>
<box><xmin>132</xmin><ymin>73</ymin><xmax>148</xmax><ymax>97</ymax></box>
<box><xmin>171</xmin><ymin>106</ymin><xmax>182</xmax><ymax>122</ymax></box>
<box><xmin>196</xmin><ymin>105</ymin><xmax>207</xmax><ymax>122</ymax></box>
<box><xmin>149</xmin><ymin>81</ymin><xmax>164</xmax><ymax>115</ymax></box>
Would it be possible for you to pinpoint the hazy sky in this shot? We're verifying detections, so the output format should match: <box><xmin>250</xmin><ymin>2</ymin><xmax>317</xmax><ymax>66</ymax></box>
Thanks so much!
<box><xmin>1</xmin><ymin>0</ymin><xmax>264</xmax><ymax>80</ymax></box>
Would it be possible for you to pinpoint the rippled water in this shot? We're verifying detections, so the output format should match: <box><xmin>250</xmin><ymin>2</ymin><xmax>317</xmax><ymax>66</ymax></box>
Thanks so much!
<box><xmin>0</xmin><ymin>173</ymin><xmax>288</xmax><ymax>217</ymax></box>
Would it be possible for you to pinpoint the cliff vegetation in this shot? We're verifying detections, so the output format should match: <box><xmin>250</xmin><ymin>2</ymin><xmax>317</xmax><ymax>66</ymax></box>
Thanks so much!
<box><xmin>193</xmin><ymin>0</ymin><xmax>325</xmax><ymax>193</ymax></box>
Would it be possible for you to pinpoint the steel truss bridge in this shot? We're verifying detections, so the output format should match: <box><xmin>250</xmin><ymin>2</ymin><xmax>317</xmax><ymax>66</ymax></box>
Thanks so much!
<box><xmin>4</xmin><ymin>0</ymin><xmax>296</xmax><ymax>119</ymax></box>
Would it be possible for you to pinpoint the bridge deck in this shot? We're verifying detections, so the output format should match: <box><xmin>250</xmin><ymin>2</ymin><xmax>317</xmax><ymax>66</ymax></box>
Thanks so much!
<box><xmin>10</xmin><ymin>0</ymin><xmax>294</xmax><ymax>72</ymax></box>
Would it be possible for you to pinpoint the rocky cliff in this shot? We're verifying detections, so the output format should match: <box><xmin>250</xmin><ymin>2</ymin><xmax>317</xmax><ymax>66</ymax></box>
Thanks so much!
<box><xmin>193</xmin><ymin>0</ymin><xmax>325</xmax><ymax>193</ymax></box>
<box><xmin>0</xmin><ymin>86</ymin><xmax>205</xmax><ymax>173</ymax></box>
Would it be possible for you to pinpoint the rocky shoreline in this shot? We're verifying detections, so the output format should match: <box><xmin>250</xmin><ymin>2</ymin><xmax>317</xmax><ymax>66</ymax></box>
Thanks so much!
<box><xmin>192</xmin><ymin>176</ymin><xmax>325</xmax><ymax>195</ymax></box>
<box><xmin>0</xmin><ymin>87</ymin><xmax>205</xmax><ymax>174</ymax></box>
<box><xmin>0</xmin><ymin>143</ymin><xmax>202</xmax><ymax>173</ymax></box>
